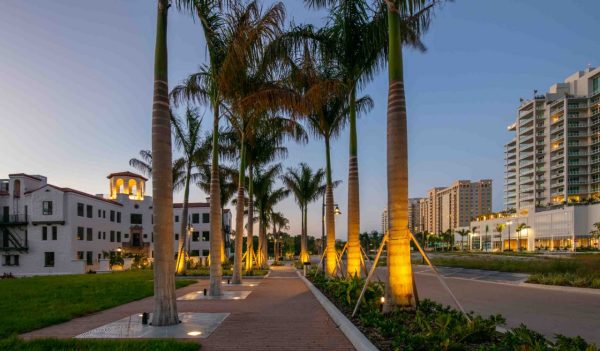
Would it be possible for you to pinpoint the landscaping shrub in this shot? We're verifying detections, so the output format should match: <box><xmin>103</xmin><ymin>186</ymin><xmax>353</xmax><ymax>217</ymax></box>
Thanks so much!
<box><xmin>307</xmin><ymin>271</ymin><xmax>597</xmax><ymax>351</ymax></box>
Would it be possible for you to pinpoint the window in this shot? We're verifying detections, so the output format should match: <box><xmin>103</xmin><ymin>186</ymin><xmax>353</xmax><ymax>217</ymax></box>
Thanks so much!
<box><xmin>175</xmin><ymin>234</ymin><xmax>179</xmax><ymax>241</ymax></box>
<box><xmin>117</xmin><ymin>231</ymin><xmax>121</xmax><ymax>242</ymax></box>
<box><xmin>42</xmin><ymin>226</ymin><xmax>48</xmax><ymax>240</ymax></box>
<box><xmin>202</xmin><ymin>213</ymin><xmax>210</xmax><ymax>223</ymax></box>
<box><xmin>103</xmin><ymin>232</ymin><xmax>106</xmax><ymax>240</ymax></box>
<box><xmin>192</xmin><ymin>231</ymin><xmax>200</xmax><ymax>241</ymax></box>
<box><xmin>52</xmin><ymin>226</ymin><xmax>57</xmax><ymax>240</ymax></box>
<box><xmin>98</xmin><ymin>209</ymin><xmax>102</xmax><ymax>218</ymax></box>
<box><xmin>175</xmin><ymin>215</ymin><xmax>179</xmax><ymax>223</ymax></box>
<box><xmin>77</xmin><ymin>203</ymin><xmax>84</xmax><ymax>217</ymax></box>
<box><xmin>130</xmin><ymin>213</ymin><xmax>143</xmax><ymax>224</ymax></box>
<box><xmin>44</xmin><ymin>252</ymin><xmax>55</xmax><ymax>267</ymax></box>
<box><xmin>202</xmin><ymin>231</ymin><xmax>209</xmax><ymax>241</ymax></box>
<box><xmin>110</xmin><ymin>210</ymin><xmax>115</xmax><ymax>222</ymax></box>
<box><xmin>98</xmin><ymin>231</ymin><xmax>102</xmax><ymax>240</ymax></box>
<box><xmin>77</xmin><ymin>251</ymin><xmax>84</xmax><ymax>260</ymax></box>
<box><xmin>190</xmin><ymin>250</ymin><xmax>200</xmax><ymax>257</ymax></box>
<box><xmin>593</xmin><ymin>76</ymin><xmax>600</xmax><ymax>94</ymax></box>
<box><xmin>110</xmin><ymin>231</ymin><xmax>115</xmax><ymax>242</ymax></box>
<box><xmin>77</xmin><ymin>227</ymin><xmax>84</xmax><ymax>240</ymax></box>
<box><xmin>42</xmin><ymin>201</ymin><xmax>53</xmax><ymax>215</ymax></box>
<box><xmin>3</xmin><ymin>255</ymin><xmax>19</xmax><ymax>266</ymax></box>
<box><xmin>86</xmin><ymin>228</ymin><xmax>93</xmax><ymax>241</ymax></box>
<box><xmin>124</xmin><ymin>233</ymin><xmax>129</xmax><ymax>239</ymax></box>
<box><xmin>103</xmin><ymin>210</ymin><xmax>106</xmax><ymax>218</ymax></box>
<box><xmin>117</xmin><ymin>212</ymin><xmax>121</xmax><ymax>223</ymax></box>
<box><xmin>86</xmin><ymin>251</ymin><xmax>93</xmax><ymax>265</ymax></box>
<box><xmin>202</xmin><ymin>250</ymin><xmax>209</xmax><ymax>257</ymax></box>
<box><xmin>192</xmin><ymin>213</ymin><xmax>199</xmax><ymax>224</ymax></box>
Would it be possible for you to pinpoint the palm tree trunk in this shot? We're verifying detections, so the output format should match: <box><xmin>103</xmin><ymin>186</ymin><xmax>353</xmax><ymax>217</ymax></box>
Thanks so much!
<box><xmin>299</xmin><ymin>204</ymin><xmax>307</xmax><ymax>263</ymax></box>
<box><xmin>221</xmin><ymin>207</ymin><xmax>227</xmax><ymax>263</ymax></box>
<box><xmin>232</xmin><ymin>139</ymin><xmax>246</xmax><ymax>284</ymax></box>
<box><xmin>209</xmin><ymin>106</ymin><xmax>222</xmax><ymax>296</ymax></box>
<box><xmin>347</xmin><ymin>86</ymin><xmax>361</xmax><ymax>278</ymax></box>
<box><xmin>175</xmin><ymin>162</ymin><xmax>192</xmax><ymax>275</ymax></box>
<box><xmin>258</xmin><ymin>217</ymin><xmax>267</xmax><ymax>268</ymax></box>
<box><xmin>384</xmin><ymin>4</ymin><xmax>415</xmax><ymax>311</ymax></box>
<box><xmin>245</xmin><ymin>163</ymin><xmax>254</xmax><ymax>271</ymax></box>
<box><xmin>325</xmin><ymin>137</ymin><xmax>337</xmax><ymax>278</ymax></box>
<box><xmin>303</xmin><ymin>204</ymin><xmax>308</xmax><ymax>263</ymax></box>
<box><xmin>151</xmin><ymin>0</ymin><xmax>178</xmax><ymax>326</ymax></box>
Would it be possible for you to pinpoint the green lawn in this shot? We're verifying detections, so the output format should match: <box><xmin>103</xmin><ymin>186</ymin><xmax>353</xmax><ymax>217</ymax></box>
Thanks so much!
<box><xmin>0</xmin><ymin>270</ymin><xmax>195</xmax><ymax>338</ymax></box>
<box><xmin>0</xmin><ymin>337</ymin><xmax>200</xmax><ymax>351</ymax></box>
<box><xmin>430</xmin><ymin>253</ymin><xmax>600</xmax><ymax>288</ymax></box>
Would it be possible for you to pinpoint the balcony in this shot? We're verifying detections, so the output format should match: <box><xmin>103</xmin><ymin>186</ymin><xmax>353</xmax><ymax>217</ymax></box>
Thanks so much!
<box><xmin>0</xmin><ymin>227</ymin><xmax>28</xmax><ymax>253</ymax></box>
<box><xmin>1</xmin><ymin>214</ymin><xmax>28</xmax><ymax>226</ymax></box>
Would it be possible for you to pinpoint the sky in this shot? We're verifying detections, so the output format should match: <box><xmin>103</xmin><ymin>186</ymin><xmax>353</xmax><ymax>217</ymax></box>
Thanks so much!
<box><xmin>1</xmin><ymin>0</ymin><xmax>599</xmax><ymax>239</ymax></box>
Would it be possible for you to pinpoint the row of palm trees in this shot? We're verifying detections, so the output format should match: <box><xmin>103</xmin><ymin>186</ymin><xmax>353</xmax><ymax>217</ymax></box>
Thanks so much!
<box><xmin>148</xmin><ymin>0</ymin><xmax>443</xmax><ymax>324</ymax></box>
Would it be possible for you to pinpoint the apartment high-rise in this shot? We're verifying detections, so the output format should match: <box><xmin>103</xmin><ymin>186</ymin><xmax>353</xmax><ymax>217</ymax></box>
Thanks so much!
<box><xmin>419</xmin><ymin>180</ymin><xmax>492</xmax><ymax>233</ymax></box>
<box><xmin>505</xmin><ymin>67</ymin><xmax>600</xmax><ymax>210</ymax></box>
<box><xmin>408</xmin><ymin>198</ymin><xmax>423</xmax><ymax>233</ymax></box>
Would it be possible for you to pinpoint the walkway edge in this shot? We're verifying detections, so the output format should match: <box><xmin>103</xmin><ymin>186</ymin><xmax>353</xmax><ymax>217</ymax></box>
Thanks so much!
<box><xmin>520</xmin><ymin>282</ymin><xmax>600</xmax><ymax>295</ymax></box>
<box><xmin>298</xmin><ymin>272</ymin><xmax>379</xmax><ymax>351</ymax></box>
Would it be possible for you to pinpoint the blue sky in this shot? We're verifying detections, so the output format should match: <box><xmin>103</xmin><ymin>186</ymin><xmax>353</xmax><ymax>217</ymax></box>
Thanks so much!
<box><xmin>1</xmin><ymin>0</ymin><xmax>599</xmax><ymax>239</ymax></box>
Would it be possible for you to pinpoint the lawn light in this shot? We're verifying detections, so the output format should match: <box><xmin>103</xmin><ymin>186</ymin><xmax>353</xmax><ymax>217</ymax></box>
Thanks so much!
<box><xmin>203</xmin><ymin>288</ymin><xmax>207</xmax><ymax>296</ymax></box>
<box><xmin>379</xmin><ymin>296</ymin><xmax>385</xmax><ymax>312</ymax></box>
<box><xmin>142</xmin><ymin>312</ymin><xmax>149</xmax><ymax>325</ymax></box>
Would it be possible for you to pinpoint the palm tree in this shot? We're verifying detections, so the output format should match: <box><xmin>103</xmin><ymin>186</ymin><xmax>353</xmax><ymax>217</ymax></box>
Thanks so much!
<box><xmin>515</xmin><ymin>223</ymin><xmax>529</xmax><ymax>252</ymax></box>
<box><xmin>384</xmin><ymin>0</ymin><xmax>444</xmax><ymax>310</ymax></box>
<box><xmin>253</xmin><ymin>165</ymin><xmax>290</xmax><ymax>268</ymax></box>
<box><xmin>455</xmin><ymin>229</ymin><xmax>470</xmax><ymax>251</ymax></box>
<box><xmin>281</xmin><ymin>163</ymin><xmax>326</xmax><ymax>264</ymax></box>
<box><xmin>305</xmin><ymin>0</ymin><xmax>388</xmax><ymax>281</ymax></box>
<box><xmin>172</xmin><ymin>0</ymin><xmax>229</xmax><ymax>296</ymax></box>
<box><xmin>172</xmin><ymin>108</ymin><xmax>208</xmax><ymax>275</ymax></box>
<box><xmin>197</xmin><ymin>161</ymin><xmax>238</xmax><ymax>261</ymax></box>
<box><xmin>271</xmin><ymin>211</ymin><xmax>289</xmax><ymax>262</ymax></box>
<box><xmin>150</xmin><ymin>0</ymin><xmax>178</xmax><ymax>326</ymax></box>
<box><xmin>495</xmin><ymin>223</ymin><xmax>505</xmax><ymax>252</ymax></box>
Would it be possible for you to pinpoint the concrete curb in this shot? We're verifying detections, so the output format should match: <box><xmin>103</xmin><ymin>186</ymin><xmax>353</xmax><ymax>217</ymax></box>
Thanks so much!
<box><xmin>521</xmin><ymin>282</ymin><xmax>600</xmax><ymax>295</ymax></box>
<box><xmin>298</xmin><ymin>272</ymin><xmax>379</xmax><ymax>351</ymax></box>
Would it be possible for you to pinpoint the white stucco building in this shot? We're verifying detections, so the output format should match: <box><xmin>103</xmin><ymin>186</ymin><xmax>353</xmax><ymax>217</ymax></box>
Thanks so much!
<box><xmin>469</xmin><ymin>204</ymin><xmax>598</xmax><ymax>252</ymax></box>
<box><xmin>0</xmin><ymin>172</ymin><xmax>231</xmax><ymax>276</ymax></box>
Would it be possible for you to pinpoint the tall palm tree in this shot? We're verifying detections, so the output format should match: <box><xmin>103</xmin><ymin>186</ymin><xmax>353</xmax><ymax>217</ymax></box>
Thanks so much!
<box><xmin>384</xmin><ymin>0</ymin><xmax>444</xmax><ymax>310</ymax></box>
<box><xmin>495</xmin><ymin>223</ymin><xmax>505</xmax><ymax>251</ymax></box>
<box><xmin>305</xmin><ymin>0</ymin><xmax>388</xmax><ymax>281</ymax></box>
<box><xmin>172</xmin><ymin>108</ymin><xmax>208</xmax><ymax>275</ymax></box>
<box><xmin>172</xmin><ymin>0</ymin><xmax>228</xmax><ymax>296</ymax></box>
<box><xmin>297</xmin><ymin>56</ymin><xmax>372</xmax><ymax>277</ymax></box>
<box><xmin>515</xmin><ymin>223</ymin><xmax>529</xmax><ymax>252</ymax></box>
<box><xmin>253</xmin><ymin>164</ymin><xmax>289</xmax><ymax>268</ymax></box>
<box><xmin>281</xmin><ymin>163</ymin><xmax>326</xmax><ymax>263</ymax></box>
<box><xmin>150</xmin><ymin>0</ymin><xmax>178</xmax><ymax>326</ymax></box>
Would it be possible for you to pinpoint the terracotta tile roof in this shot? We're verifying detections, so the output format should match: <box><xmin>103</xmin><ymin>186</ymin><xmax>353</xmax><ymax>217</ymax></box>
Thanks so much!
<box><xmin>107</xmin><ymin>171</ymin><xmax>148</xmax><ymax>181</ymax></box>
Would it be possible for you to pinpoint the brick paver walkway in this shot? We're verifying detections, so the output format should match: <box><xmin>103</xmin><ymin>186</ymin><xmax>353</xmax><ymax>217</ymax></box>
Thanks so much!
<box><xmin>23</xmin><ymin>265</ymin><xmax>355</xmax><ymax>351</ymax></box>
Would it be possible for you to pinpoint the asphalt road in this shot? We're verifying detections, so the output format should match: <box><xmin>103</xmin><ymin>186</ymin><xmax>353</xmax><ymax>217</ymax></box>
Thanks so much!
<box><xmin>377</xmin><ymin>265</ymin><xmax>600</xmax><ymax>344</ymax></box>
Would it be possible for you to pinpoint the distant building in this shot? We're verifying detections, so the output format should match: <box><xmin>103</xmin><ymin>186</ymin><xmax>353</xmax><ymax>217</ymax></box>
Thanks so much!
<box><xmin>381</xmin><ymin>208</ymin><xmax>388</xmax><ymax>234</ymax></box>
<box><xmin>505</xmin><ymin>66</ymin><xmax>600</xmax><ymax>211</ymax></box>
<box><xmin>418</xmin><ymin>180</ymin><xmax>492</xmax><ymax>233</ymax></box>
<box><xmin>0</xmin><ymin>172</ymin><xmax>231</xmax><ymax>276</ymax></box>
<box><xmin>408</xmin><ymin>198</ymin><xmax>423</xmax><ymax>233</ymax></box>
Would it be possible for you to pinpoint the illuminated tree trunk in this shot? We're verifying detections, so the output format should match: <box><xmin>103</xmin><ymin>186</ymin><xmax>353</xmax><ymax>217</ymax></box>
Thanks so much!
<box><xmin>151</xmin><ymin>0</ymin><xmax>179</xmax><ymax>325</ymax></box>
<box><xmin>325</xmin><ymin>137</ymin><xmax>337</xmax><ymax>277</ymax></box>
<box><xmin>209</xmin><ymin>106</ymin><xmax>222</xmax><ymax>296</ymax></box>
<box><xmin>300</xmin><ymin>204</ymin><xmax>309</xmax><ymax>263</ymax></box>
<box><xmin>384</xmin><ymin>3</ymin><xmax>415</xmax><ymax>311</ymax></box>
<box><xmin>232</xmin><ymin>140</ymin><xmax>246</xmax><ymax>284</ymax></box>
<box><xmin>346</xmin><ymin>86</ymin><xmax>361</xmax><ymax>277</ymax></box>
<box><xmin>175</xmin><ymin>162</ymin><xmax>192</xmax><ymax>275</ymax></box>
<box><xmin>245</xmin><ymin>164</ymin><xmax>254</xmax><ymax>271</ymax></box>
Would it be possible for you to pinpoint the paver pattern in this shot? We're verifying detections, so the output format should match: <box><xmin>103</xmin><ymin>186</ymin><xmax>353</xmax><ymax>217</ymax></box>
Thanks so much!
<box><xmin>22</xmin><ymin>265</ymin><xmax>355</xmax><ymax>351</ymax></box>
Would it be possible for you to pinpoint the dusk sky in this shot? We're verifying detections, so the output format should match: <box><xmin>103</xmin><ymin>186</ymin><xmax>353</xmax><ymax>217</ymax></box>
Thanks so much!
<box><xmin>1</xmin><ymin>0</ymin><xmax>599</xmax><ymax>239</ymax></box>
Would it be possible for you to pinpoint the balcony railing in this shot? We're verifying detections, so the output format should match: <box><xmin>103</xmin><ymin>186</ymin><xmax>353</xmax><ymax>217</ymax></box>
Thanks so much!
<box><xmin>1</xmin><ymin>214</ymin><xmax>28</xmax><ymax>226</ymax></box>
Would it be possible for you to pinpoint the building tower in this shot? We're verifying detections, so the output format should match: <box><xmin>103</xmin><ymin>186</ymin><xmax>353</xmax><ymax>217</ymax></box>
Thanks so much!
<box><xmin>107</xmin><ymin>171</ymin><xmax>147</xmax><ymax>201</ymax></box>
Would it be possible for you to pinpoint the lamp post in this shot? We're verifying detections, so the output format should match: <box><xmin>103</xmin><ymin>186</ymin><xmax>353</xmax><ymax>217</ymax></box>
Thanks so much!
<box><xmin>321</xmin><ymin>195</ymin><xmax>341</xmax><ymax>272</ymax></box>
<box><xmin>506</xmin><ymin>221</ymin><xmax>513</xmax><ymax>252</ymax></box>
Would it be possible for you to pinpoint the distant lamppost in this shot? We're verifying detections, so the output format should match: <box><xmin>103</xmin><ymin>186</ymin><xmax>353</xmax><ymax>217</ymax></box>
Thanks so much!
<box><xmin>321</xmin><ymin>195</ymin><xmax>341</xmax><ymax>272</ymax></box>
<box><xmin>506</xmin><ymin>221</ymin><xmax>513</xmax><ymax>252</ymax></box>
